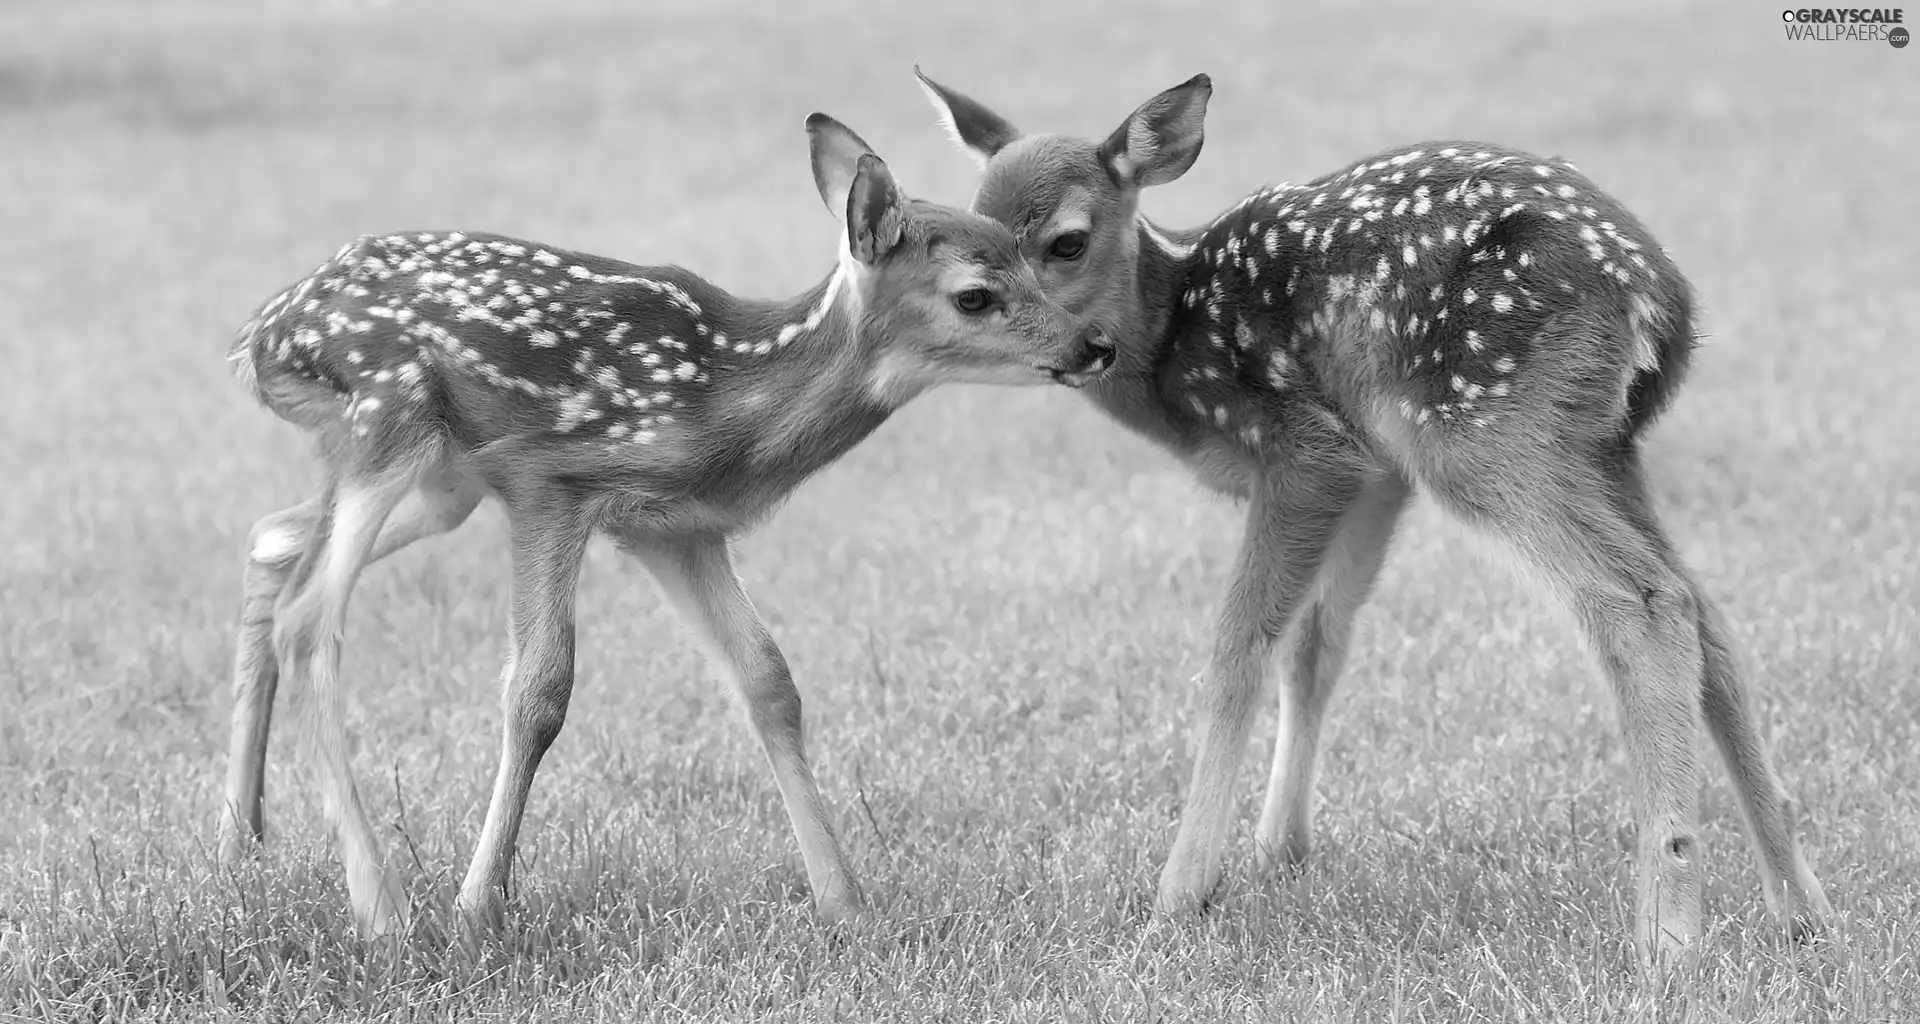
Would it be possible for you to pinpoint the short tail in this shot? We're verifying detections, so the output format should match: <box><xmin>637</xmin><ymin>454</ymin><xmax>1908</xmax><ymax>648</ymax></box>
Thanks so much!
<box><xmin>227</xmin><ymin>322</ymin><xmax>269</xmax><ymax>407</ymax></box>
<box><xmin>229</xmin><ymin>238</ymin><xmax>371</xmax><ymax>425</ymax></box>
<box><xmin>1622</xmin><ymin>332</ymin><xmax>1695</xmax><ymax>437</ymax></box>
<box><xmin>226</xmin><ymin>306</ymin><xmax>353</xmax><ymax>432</ymax></box>
<box><xmin>1622</xmin><ymin>284</ymin><xmax>1699</xmax><ymax>438</ymax></box>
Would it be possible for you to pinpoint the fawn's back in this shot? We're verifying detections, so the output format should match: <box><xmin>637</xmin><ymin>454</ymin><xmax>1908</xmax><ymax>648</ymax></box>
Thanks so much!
<box><xmin>237</xmin><ymin>232</ymin><xmax>746</xmax><ymax>449</ymax></box>
<box><xmin>1157</xmin><ymin>143</ymin><xmax>1695</xmax><ymax>461</ymax></box>
<box><xmin>918</xmin><ymin>69</ymin><xmax>1698</xmax><ymax>495</ymax></box>
<box><xmin>230</xmin><ymin>230</ymin><xmax>884</xmax><ymax>527</ymax></box>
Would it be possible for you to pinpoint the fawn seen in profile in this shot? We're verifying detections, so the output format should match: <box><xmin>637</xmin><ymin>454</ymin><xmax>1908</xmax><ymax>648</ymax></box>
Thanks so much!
<box><xmin>220</xmin><ymin>113</ymin><xmax>1114</xmax><ymax>939</ymax></box>
<box><xmin>913</xmin><ymin>69</ymin><xmax>1830</xmax><ymax>967</ymax></box>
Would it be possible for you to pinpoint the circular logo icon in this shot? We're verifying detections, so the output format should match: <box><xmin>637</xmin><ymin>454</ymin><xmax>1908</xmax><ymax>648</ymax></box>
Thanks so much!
<box><xmin>1782</xmin><ymin>10</ymin><xmax>1796</xmax><ymax>21</ymax></box>
<box><xmin>1892</xmin><ymin>26</ymin><xmax>1910</xmax><ymax>47</ymax></box>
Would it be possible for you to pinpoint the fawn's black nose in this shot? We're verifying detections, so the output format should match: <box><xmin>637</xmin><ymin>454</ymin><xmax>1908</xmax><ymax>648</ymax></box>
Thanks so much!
<box><xmin>1052</xmin><ymin>325</ymin><xmax>1116</xmax><ymax>388</ymax></box>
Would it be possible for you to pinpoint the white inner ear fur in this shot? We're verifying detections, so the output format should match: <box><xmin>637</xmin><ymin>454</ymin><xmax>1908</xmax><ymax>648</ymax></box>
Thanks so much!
<box><xmin>843</xmin><ymin>164</ymin><xmax>907</xmax><ymax>264</ymax></box>
<box><xmin>818</xmin><ymin>129</ymin><xmax>891</xmax><ymax>224</ymax></box>
<box><xmin>1111</xmin><ymin>119</ymin><xmax>1162</xmax><ymax>184</ymax></box>
<box><xmin>821</xmin><ymin>170</ymin><xmax>854</xmax><ymax>227</ymax></box>
<box><xmin>917</xmin><ymin>78</ymin><xmax>988</xmax><ymax>169</ymax></box>
<box><xmin>1126</xmin><ymin>119</ymin><xmax>1159</xmax><ymax>159</ymax></box>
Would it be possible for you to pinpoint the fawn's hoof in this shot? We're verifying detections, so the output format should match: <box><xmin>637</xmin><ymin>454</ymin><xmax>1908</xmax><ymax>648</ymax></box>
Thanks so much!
<box><xmin>1151</xmin><ymin>880</ymin><xmax>1216</xmax><ymax>920</ymax></box>
<box><xmin>1253</xmin><ymin>840</ymin><xmax>1312</xmax><ymax>880</ymax></box>
<box><xmin>1785</xmin><ymin>906</ymin><xmax>1828</xmax><ymax>945</ymax></box>
<box><xmin>1635</xmin><ymin>913</ymin><xmax>1702</xmax><ymax>978</ymax></box>
<box><xmin>356</xmin><ymin>902</ymin><xmax>410</xmax><ymax>941</ymax></box>
<box><xmin>349</xmin><ymin>862</ymin><xmax>411</xmax><ymax>941</ymax></box>
<box><xmin>453</xmin><ymin>890</ymin><xmax>508</xmax><ymax>946</ymax></box>
<box><xmin>813</xmin><ymin>885</ymin><xmax>865</xmax><ymax>929</ymax></box>
<box><xmin>1782</xmin><ymin>877</ymin><xmax>1833</xmax><ymax>944</ymax></box>
<box><xmin>1154</xmin><ymin>852</ymin><xmax>1223</xmax><ymax>919</ymax></box>
<box><xmin>216</xmin><ymin>827</ymin><xmax>259</xmax><ymax>866</ymax></box>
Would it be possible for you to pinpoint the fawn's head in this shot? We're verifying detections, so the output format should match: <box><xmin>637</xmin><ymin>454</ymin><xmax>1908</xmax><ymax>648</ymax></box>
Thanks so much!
<box><xmin>912</xmin><ymin>70</ymin><xmax>1212</xmax><ymax>344</ymax></box>
<box><xmin>806</xmin><ymin>114</ymin><xmax>1114</xmax><ymax>402</ymax></box>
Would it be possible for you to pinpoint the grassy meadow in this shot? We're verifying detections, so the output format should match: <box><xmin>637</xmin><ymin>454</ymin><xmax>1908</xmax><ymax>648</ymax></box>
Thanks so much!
<box><xmin>2</xmin><ymin>0</ymin><xmax>1916</xmax><ymax>1019</ymax></box>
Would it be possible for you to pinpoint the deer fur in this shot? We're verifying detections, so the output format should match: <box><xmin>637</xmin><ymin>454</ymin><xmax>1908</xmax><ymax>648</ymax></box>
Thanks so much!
<box><xmin>220</xmin><ymin>112</ymin><xmax>1113</xmax><ymax>939</ymax></box>
<box><xmin>914</xmin><ymin>68</ymin><xmax>1829</xmax><ymax>969</ymax></box>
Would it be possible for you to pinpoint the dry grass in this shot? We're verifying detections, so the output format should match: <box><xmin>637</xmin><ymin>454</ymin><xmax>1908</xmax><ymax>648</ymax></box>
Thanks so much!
<box><xmin>2</xmin><ymin>0</ymin><xmax>1916</xmax><ymax>1020</ymax></box>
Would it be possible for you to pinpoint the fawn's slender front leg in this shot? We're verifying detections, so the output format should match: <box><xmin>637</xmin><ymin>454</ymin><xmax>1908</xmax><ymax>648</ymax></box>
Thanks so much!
<box><xmin>272</xmin><ymin>472</ymin><xmax>418</xmax><ymax>937</ymax></box>
<box><xmin>455</xmin><ymin>494</ymin><xmax>592</xmax><ymax>935</ymax></box>
<box><xmin>1254</xmin><ymin>472</ymin><xmax>1411</xmax><ymax>872</ymax></box>
<box><xmin>626</xmin><ymin>532</ymin><xmax>861</xmax><ymax>923</ymax></box>
<box><xmin>1157</xmin><ymin>466</ymin><xmax>1360</xmax><ymax>916</ymax></box>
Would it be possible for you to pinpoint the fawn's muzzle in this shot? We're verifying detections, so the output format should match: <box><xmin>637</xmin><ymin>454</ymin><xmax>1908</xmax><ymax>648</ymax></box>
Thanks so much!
<box><xmin>1049</xmin><ymin>325</ymin><xmax>1117</xmax><ymax>388</ymax></box>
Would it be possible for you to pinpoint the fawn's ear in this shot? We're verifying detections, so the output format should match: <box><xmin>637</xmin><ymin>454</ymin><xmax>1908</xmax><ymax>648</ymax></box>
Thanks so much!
<box><xmin>1098</xmin><ymin>74</ymin><xmax>1212</xmax><ymax>189</ymax></box>
<box><xmin>914</xmin><ymin>66</ymin><xmax>1022</xmax><ymax>167</ymax></box>
<box><xmin>845</xmin><ymin>154</ymin><xmax>906</xmax><ymax>264</ymax></box>
<box><xmin>808</xmin><ymin>113</ymin><xmax>882</xmax><ymax>227</ymax></box>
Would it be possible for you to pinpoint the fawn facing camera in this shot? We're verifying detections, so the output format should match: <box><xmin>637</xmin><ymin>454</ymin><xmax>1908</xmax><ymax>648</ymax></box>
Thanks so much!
<box><xmin>914</xmin><ymin>66</ymin><xmax>1831</xmax><ymax>971</ymax></box>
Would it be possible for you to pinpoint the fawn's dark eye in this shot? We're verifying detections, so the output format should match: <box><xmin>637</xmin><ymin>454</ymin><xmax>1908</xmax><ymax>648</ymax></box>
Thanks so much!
<box><xmin>1048</xmin><ymin>232</ymin><xmax>1088</xmax><ymax>261</ymax></box>
<box><xmin>953</xmin><ymin>288</ymin><xmax>995</xmax><ymax>314</ymax></box>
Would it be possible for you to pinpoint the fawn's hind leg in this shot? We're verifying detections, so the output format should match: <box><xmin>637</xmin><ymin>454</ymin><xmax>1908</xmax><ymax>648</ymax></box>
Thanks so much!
<box><xmin>221</xmin><ymin>476</ymin><xmax>484</xmax><ymax>863</ymax></box>
<box><xmin>1610</xmin><ymin>456</ymin><xmax>1831</xmax><ymax>939</ymax></box>
<box><xmin>1693</xmin><ymin>586</ymin><xmax>1832</xmax><ymax>936</ymax></box>
<box><xmin>1430</xmin><ymin>453</ymin><xmax>1706</xmax><ymax>968</ymax></box>
<box><xmin>271</xmin><ymin>466</ymin><xmax>433</xmax><ymax>938</ymax></box>
<box><xmin>223</xmin><ymin>498</ymin><xmax>321</xmax><ymax>862</ymax></box>
<box><xmin>1254</xmin><ymin>471</ymin><xmax>1411</xmax><ymax>872</ymax></box>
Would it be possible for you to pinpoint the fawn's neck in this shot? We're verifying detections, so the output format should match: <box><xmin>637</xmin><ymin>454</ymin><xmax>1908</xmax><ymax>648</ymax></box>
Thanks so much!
<box><xmin>1080</xmin><ymin>215</ymin><xmax>1208</xmax><ymax>454</ymax></box>
<box><xmin>689</xmin><ymin>252</ymin><xmax>902</xmax><ymax>499</ymax></box>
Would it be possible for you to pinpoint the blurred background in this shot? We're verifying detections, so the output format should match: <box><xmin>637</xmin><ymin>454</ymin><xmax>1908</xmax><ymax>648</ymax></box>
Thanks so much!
<box><xmin>1</xmin><ymin>0</ymin><xmax>1914</xmax><ymax>1017</ymax></box>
